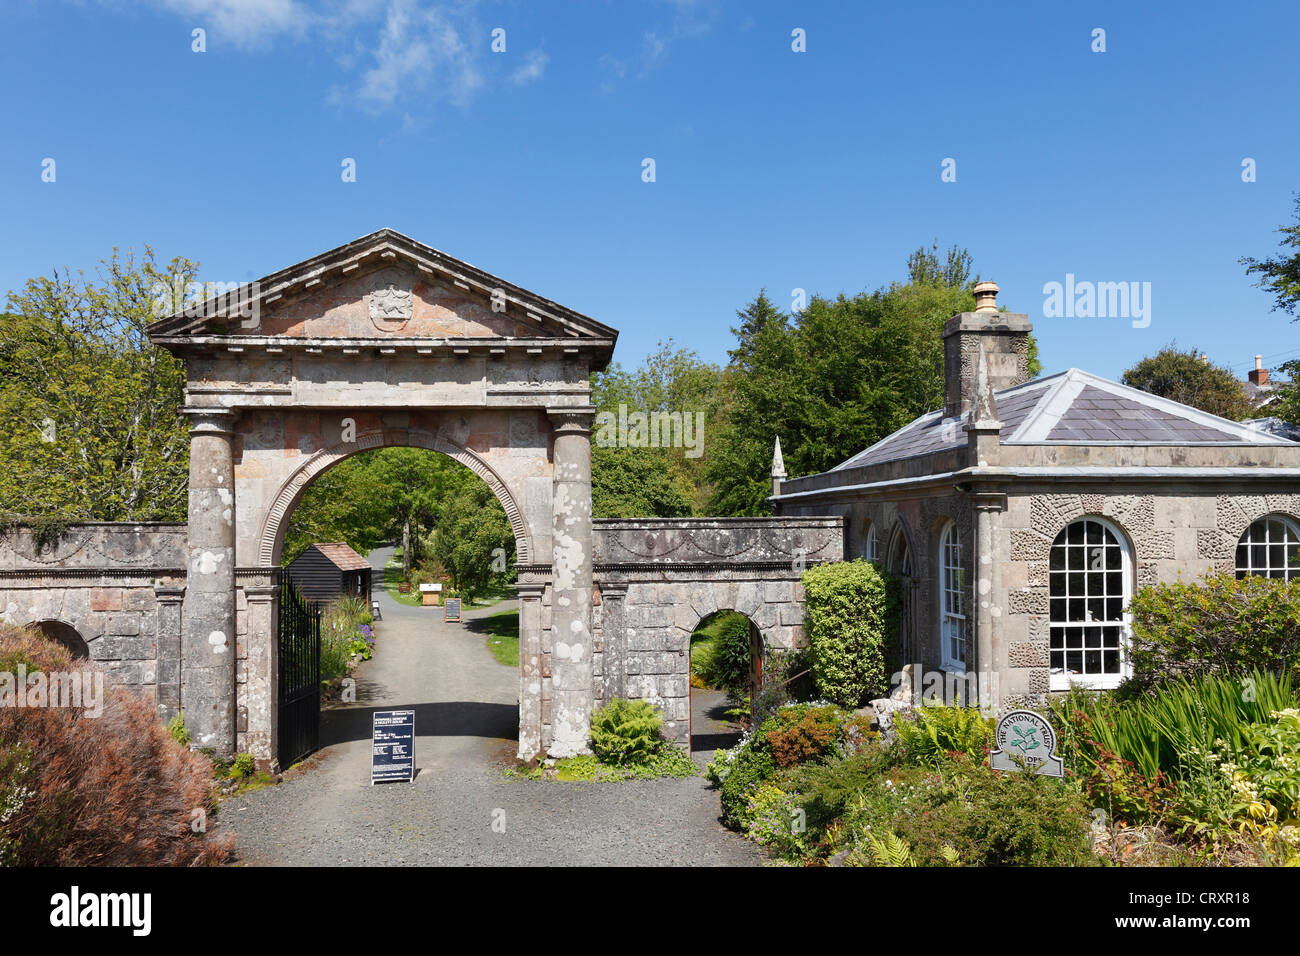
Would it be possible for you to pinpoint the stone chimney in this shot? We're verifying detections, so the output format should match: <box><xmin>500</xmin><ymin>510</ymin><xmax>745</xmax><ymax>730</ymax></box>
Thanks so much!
<box><xmin>770</xmin><ymin>436</ymin><xmax>786</xmax><ymax>498</ymax></box>
<box><xmin>1249</xmin><ymin>354</ymin><xmax>1270</xmax><ymax>386</ymax></box>
<box><xmin>942</xmin><ymin>280</ymin><xmax>1032</xmax><ymax>419</ymax></box>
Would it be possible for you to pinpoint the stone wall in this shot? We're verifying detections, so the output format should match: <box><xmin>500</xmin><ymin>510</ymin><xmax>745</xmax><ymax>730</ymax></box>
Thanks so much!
<box><xmin>591</xmin><ymin>517</ymin><xmax>843</xmax><ymax>744</ymax></box>
<box><xmin>0</xmin><ymin>524</ymin><xmax>187</xmax><ymax>720</ymax></box>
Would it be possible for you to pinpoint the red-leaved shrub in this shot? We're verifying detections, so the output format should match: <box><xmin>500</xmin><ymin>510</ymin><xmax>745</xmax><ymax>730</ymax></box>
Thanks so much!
<box><xmin>0</xmin><ymin>623</ymin><xmax>232</xmax><ymax>865</ymax></box>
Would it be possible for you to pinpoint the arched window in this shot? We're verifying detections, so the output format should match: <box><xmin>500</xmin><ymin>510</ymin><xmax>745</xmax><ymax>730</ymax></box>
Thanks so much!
<box><xmin>862</xmin><ymin>521</ymin><xmax>879</xmax><ymax>561</ymax></box>
<box><xmin>1049</xmin><ymin>517</ymin><xmax>1130</xmax><ymax>689</ymax></box>
<box><xmin>888</xmin><ymin>525</ymin><xmax>912</xmax><ymax>576</ymax></box>
<box><xmin>1235</xmin><ymin>515</ymin><xmax>1300</xmax><ymax>580</ymax></box>
<box><xmin>938</xmin><ymin>523</ymin><xmax>966</xmax><ymax>670</ymax></box>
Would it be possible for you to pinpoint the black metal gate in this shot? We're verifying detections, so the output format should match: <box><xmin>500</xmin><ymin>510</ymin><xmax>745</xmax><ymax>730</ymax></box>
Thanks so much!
<box><xmin>278</xmin><ymin>576</ymin><xmax>321</xmax><ymax>767</ymax></box>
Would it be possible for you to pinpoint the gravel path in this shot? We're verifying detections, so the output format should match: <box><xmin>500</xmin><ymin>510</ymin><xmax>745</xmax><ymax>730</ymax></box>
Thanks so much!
<box><xmin>218</xmin><ymin>546</ymin><xmax>764</xmax><ymax>866</ymax></box>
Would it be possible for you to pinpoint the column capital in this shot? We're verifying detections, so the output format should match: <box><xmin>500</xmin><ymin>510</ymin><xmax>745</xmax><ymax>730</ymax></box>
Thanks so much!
<box><xmin>515</xmin><ymin>581</ymin><xmax>547</xmax><ymax>600</ymax></box>
<box><xmin>182</xmin><ymin>406</ymin><xmax>237</xmax><ymax>437</ymax></box>
<box><xmin>154</xmin><ymin>585</ymin><xmax>186</xmax><ymax>605</ymax></box>
<box><xmin>546</xmin><ymin>406</ymin><xmax>597</xmax><ymax>435</ymax></box>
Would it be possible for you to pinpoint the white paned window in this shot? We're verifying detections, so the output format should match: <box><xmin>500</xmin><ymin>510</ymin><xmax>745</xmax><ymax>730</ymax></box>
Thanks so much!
<box><xmin>1049</xmin><ymin>517</ymin><xmax>1130</xmax><ymax>689</ymax></box>
<box><xmin>939</xmin><ymin>524</ymin><xmax>966</xmax><ymax>670</ymax></box>
<box><xmin>1235</xmin><ymin>515</ymin><xmax>1300</xmax><ymax>581</ymax></box>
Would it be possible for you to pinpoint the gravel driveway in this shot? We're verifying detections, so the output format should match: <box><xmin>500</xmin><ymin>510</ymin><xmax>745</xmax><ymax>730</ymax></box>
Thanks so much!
<box><xmin>218</xmin><ymin>547</ymin><xmax>764</xmax><ymax>866</ymax></box>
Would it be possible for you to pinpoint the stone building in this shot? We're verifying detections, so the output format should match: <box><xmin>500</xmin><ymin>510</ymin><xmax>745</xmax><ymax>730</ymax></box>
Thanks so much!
<box><xmin>773</xmin><ymin>281</ymin><xmax>1300</xmax><ymax>709</ymax></box>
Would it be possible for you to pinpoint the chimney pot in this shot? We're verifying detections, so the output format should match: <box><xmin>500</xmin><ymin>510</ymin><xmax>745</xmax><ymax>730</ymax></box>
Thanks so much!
<box><xmin>973</xmin><ymin>280</ymin><xmax>999</xmax><ymax>313</ymax></box>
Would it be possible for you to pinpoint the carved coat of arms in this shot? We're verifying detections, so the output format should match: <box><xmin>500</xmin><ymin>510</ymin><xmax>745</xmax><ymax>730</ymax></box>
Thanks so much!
<box><xmin>368</xmin><ymin>270</ymin><xmax>414</xmax><ymax>328</ymax></box>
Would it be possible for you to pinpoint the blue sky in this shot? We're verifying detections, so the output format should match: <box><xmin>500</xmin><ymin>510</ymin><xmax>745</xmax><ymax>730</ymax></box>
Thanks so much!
<box><xmin>2</xmin><ymin>0</ymin><xmax>1298</xmax><ymax>381</ymax></box>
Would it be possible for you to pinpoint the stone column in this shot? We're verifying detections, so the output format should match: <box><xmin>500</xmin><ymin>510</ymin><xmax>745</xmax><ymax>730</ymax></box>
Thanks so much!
<box><xmin>546</xmin><ymin>407</ymin><xmax>595</xmax><ymax>758</ymax></box>
<box><xmin>181</xmin><ymin>407</ymin><xmax>237</xmax><ymax>757</ymax></box>
<box><xmin>972</xmin><ymin>493</ymin><xmax>1006</xmax><ymax>715</ymax></box>
<box><xmin>154</xmin><ymin>585</ymin><xmax>185</xmax><ymax>724</ymax></box>
<box><xmin>516</xmin><ymin>580</ymin><xmax>546</xmax><ymax>761</ymax></box>
<box><xmin>243</xmin><ymin>577</ymin><xmax>279</xmax><ymax>768</ymax></box>
<box><xmin>599</xmin><ymin>581</ymin><xmax>628</xmax><ymax>701</ymax></box>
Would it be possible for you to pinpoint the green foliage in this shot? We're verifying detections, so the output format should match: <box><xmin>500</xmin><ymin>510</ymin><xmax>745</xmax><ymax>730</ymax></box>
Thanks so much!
<box><xmin>1126</xmin><ymin>571</ymin><xmax>1300</xmax><ymax>688</ymax></box>
<box><xmin>893</xmin><ymin>705</ymin><xmax>995</xmax><ymax>766</ymax></box>
<box><xmin>320</xmin><ymin>597</ymin><xmax>375</xmax><ymax>681</ymax></box>
<box><xmin>0</xmin><ymin>248</ymin><xmax>195</xmax><ymax>523</ymax></box>
<box><xmin>589</xmin><ymin>698</ymin><xmax>665</xmax><ymax>766</ymax></box>
<box><xmin>746</xmin><ymin>784</ymin><xmax>814</xmax><ymax>859</ymax></box>
<box><xmin>705</xmin><ymin>247</ymin><xmax>1042</xmax><ymax>516</ymax></box>
<box><xmin>690</xmin><ymin>611</ymin><xmax>753</xmax><ymax>700</ymax></box>
<box><xmin>166</xmin><ymin>713</ymin><xmax>191</xmax><ymax>748</ymax></box>
<box><xmin>1121</xmin><ymin>345</ymin><xmax>1253</xmax><ymax>421</ymax></box>
<box><xmin>764</xmin><ymin>704</ymin><xmax>873</xmax><ymax>767</ymax></box>
<box><xmin>801</xmin><ymin>560</ymin><xmax>897</xmax><ymax>707</ymax></box>
<box><xmin>590</xmin><ymin>443</ymin><xmax>695</xmax><ymax>519</ymax></box>
<box><xmin>1230</xmin><ymin>708</ymin><xmax>1300</xmax><ymax>828</ymax></box>
<box><xmin>510</xmin><ymin>747</ymin><xmax>698</xmax><ymax>782</ymax></box>
<box><xmin>590</xmin><ymin>338</ymin><xmax>720</xmax><ymax>517</ymax></box>
<box><xmin>428</xmin><ymin>479</ymin><xmax>515</xmax><ymax>603</ymax></box>
<box><xmin>862</xmin><ymin>829</ymin><xmax>918</xmax><ymax>867</ymax></box>
<box><xmin>1240</xmin><ymin>194</ymin><xmax>1300</xmax><ymax>319</ymax></box>
<box><xmin>229</xmin><ymin>753</ymin><xmax>256</xmax><ymax>780</ymax></box>
<box><xmin>1051</xmin><ymin>671</ymin><xmax>1298</xmax><ymax>783</ymax></box>
<box><xmin>708</xmin><ymin>702</ymin><xmax>875</xmax><ymax>830</ymax></box>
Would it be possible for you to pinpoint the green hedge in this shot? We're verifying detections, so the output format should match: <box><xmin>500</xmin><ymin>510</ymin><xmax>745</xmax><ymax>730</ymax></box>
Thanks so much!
<box><xmin>801</xmin><ymin>560</ymin><xmax>898</xmax><ymax>708</ymax></box>
<box><xmin>1127</xmin><ymin>571</ymin><xmax>1300</xmax><ymax>689</ymax></box>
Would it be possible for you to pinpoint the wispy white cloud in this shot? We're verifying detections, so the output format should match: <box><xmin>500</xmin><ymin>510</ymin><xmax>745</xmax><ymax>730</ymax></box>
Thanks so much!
<box><xmin>347</xmin><ymin>0</ymin><xmax>482</xmax><ymax>109</ymax></box>
<box><xmin>510</xmin><ymin>49</ymin><xmax>548</xmax><ymax>86</ymax></box>
<box><xmin>156</xmin><ymin>0</ymin><xmax>307</xmax><ymax>48</ymax></box>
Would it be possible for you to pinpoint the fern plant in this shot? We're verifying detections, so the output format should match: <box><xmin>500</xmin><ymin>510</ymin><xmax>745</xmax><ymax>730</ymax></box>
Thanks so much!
<box><xmin>894</xmin><ymin>705</ymin><xmax>995</xmax><ymax>766</ymax></box>
<box><xmin>864</xmin><ymin>829</ymin><xmax>915</xmax><ymax>866</ymax></box>
<box><xmin>589</xmin><ymin>698</ymin><xmax>664</xmax><ymax>766</ymax></box>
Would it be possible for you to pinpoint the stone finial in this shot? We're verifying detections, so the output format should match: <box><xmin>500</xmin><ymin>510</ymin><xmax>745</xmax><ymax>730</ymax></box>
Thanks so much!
<box><xmin>964</xmin><ymin>343</ymin><xmax>1002</xmax><ymax>465</ymax></box>
<box><xmin>973</xmin><ymin>280</ymin><xmax>999</xmax><ymax>313</ymax></box>
<box><xmin>969</xmin><ymin>342</ymin><xmax>1000</xmax><ymax>427</ymax></box>
<box><xmin>771</xmin><ymin>436</ymin><xmax>787</xmax><ymax>498</ymax></box>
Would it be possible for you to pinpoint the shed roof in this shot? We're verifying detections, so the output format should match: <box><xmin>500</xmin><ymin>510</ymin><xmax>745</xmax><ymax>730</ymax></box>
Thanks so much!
<box><xmin>303</xmin><ymin>542</ymin><xmax>371</xmax><ymax>572</ymax></box>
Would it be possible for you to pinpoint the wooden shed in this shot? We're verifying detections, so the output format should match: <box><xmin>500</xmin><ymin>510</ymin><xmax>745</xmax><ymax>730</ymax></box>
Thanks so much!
<box><xmin>286</xmin><ymin>543</ymin><xmax>372</xmax><ymax>606</ymax></box>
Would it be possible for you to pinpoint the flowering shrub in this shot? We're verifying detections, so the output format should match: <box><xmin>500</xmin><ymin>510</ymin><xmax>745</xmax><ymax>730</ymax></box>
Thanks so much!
<box><xmin>746</xmin><ymin>784</ymin><xmax>813</xmax><ymax>859</ymax></box>
<box><xmin>708</xmin><ymin>702</ymin><xmax>876</xmax><ymax>829</ymax></box>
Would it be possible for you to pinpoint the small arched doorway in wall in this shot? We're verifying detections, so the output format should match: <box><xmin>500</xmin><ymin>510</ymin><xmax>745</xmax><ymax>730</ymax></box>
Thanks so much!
<box><xmin>886</xmin><ymin>524</ymin><xmax>918</xmax><ymax>701</ymax></box>
<box><xmin>30</xmin><ymin>620</ymin><xmax>90</xmax><ymax>659</ymax></box>
<box><xmin>270</xmin><ymin>442</ymin><xmax>525</xmax><ymax>769</ymax></box>
<box><xmin>688</xmin><ymin>609</ymin><xmax>761</xmax><ymax>755</ymax></box>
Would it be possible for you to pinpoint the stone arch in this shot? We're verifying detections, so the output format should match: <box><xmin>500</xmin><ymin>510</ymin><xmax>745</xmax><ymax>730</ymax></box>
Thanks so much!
<box><xmin>29</xmin><ymin>619</ymin><xmax>90</xmax><ymax>659</ymax></box>
<box><xmin>257</xmin><ymin>428</ymin><xmax>534</xmax><ymax>567</ymax></box>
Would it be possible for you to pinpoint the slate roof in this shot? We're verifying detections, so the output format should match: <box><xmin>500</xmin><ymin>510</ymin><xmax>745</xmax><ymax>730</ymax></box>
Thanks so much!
<box><xmin>833</xmin><ymin>368</ymin><xmax>1292</xmax><ymax>471</ymax></box>
<box><xmin>310</xmin><ymin>543</ymin><xmax>371</xmax><ymax>572</ymax></box>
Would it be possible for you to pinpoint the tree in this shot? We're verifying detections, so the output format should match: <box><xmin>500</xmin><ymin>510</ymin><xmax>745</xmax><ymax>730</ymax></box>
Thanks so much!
<box><xmin>590</xmin><ymin>338</ymin><xmax>721</xmax><ymax>516</ymax></box>
<box><xmin>1120</xmin><ymin>345</ymin><xmax>1253</xmax><ymax>421</ymax></box>
<box><xmin>0</xmin><ymin>248</ymin><xmax>195</xmax><ymax>523</ymax></box>
<box><xmin>705</xmin><ymin>246</ymin><xmax>1041</xmax><ymax>516</ymax></box>
<box><xmin>429</xmin><ymin>481</ymin><xmax>514</xmax><ymax>602</ymax></box>
<box><xmin>1240</xmin><ymin>195</ymin><xmax>1300</xmax><ymax>319</ymax></box>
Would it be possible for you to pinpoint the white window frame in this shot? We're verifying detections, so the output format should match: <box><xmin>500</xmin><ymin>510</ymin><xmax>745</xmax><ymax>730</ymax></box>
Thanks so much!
<box><xmin>1235</xmin><ymin>514</ymin><xmax>1300</xmax><ymax>581</ymax></box>
<box><xmin>938</xmin><ymin>523</ymin><xmax>966</xmax><ymax>672</ymax></box>
<box><xmin>1048</xmin><ymin>516</ymin><xmax>1132</xmax><ymax>691</ymax></box>
<box><xmin>862</xmin><ymin>521</ymin><xmax>879</xmax><ymax>562</ymax></box>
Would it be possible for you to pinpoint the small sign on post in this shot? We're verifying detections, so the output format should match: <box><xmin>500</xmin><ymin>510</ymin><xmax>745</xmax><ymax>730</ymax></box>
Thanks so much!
<box><xmin>989</xmin><ymin>709</ymin><xmax>1064</xmax><ymax>777</ymax></box>
<box><xmin>371</xmin><ymin>709</ymin><xmax>415</xmax><ymax>784</ymax></box>
<box><xmin>443</xmin><ymin>597</ymin><xmax>462</xmax><ymax>623</ymax></box>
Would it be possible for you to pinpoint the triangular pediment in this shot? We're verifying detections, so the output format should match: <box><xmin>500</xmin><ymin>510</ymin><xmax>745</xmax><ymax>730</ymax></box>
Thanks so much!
<box><xmin>149</xmin><ymin>229</ymin><xmax>618</xmax><ymax>347</ymax></box>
